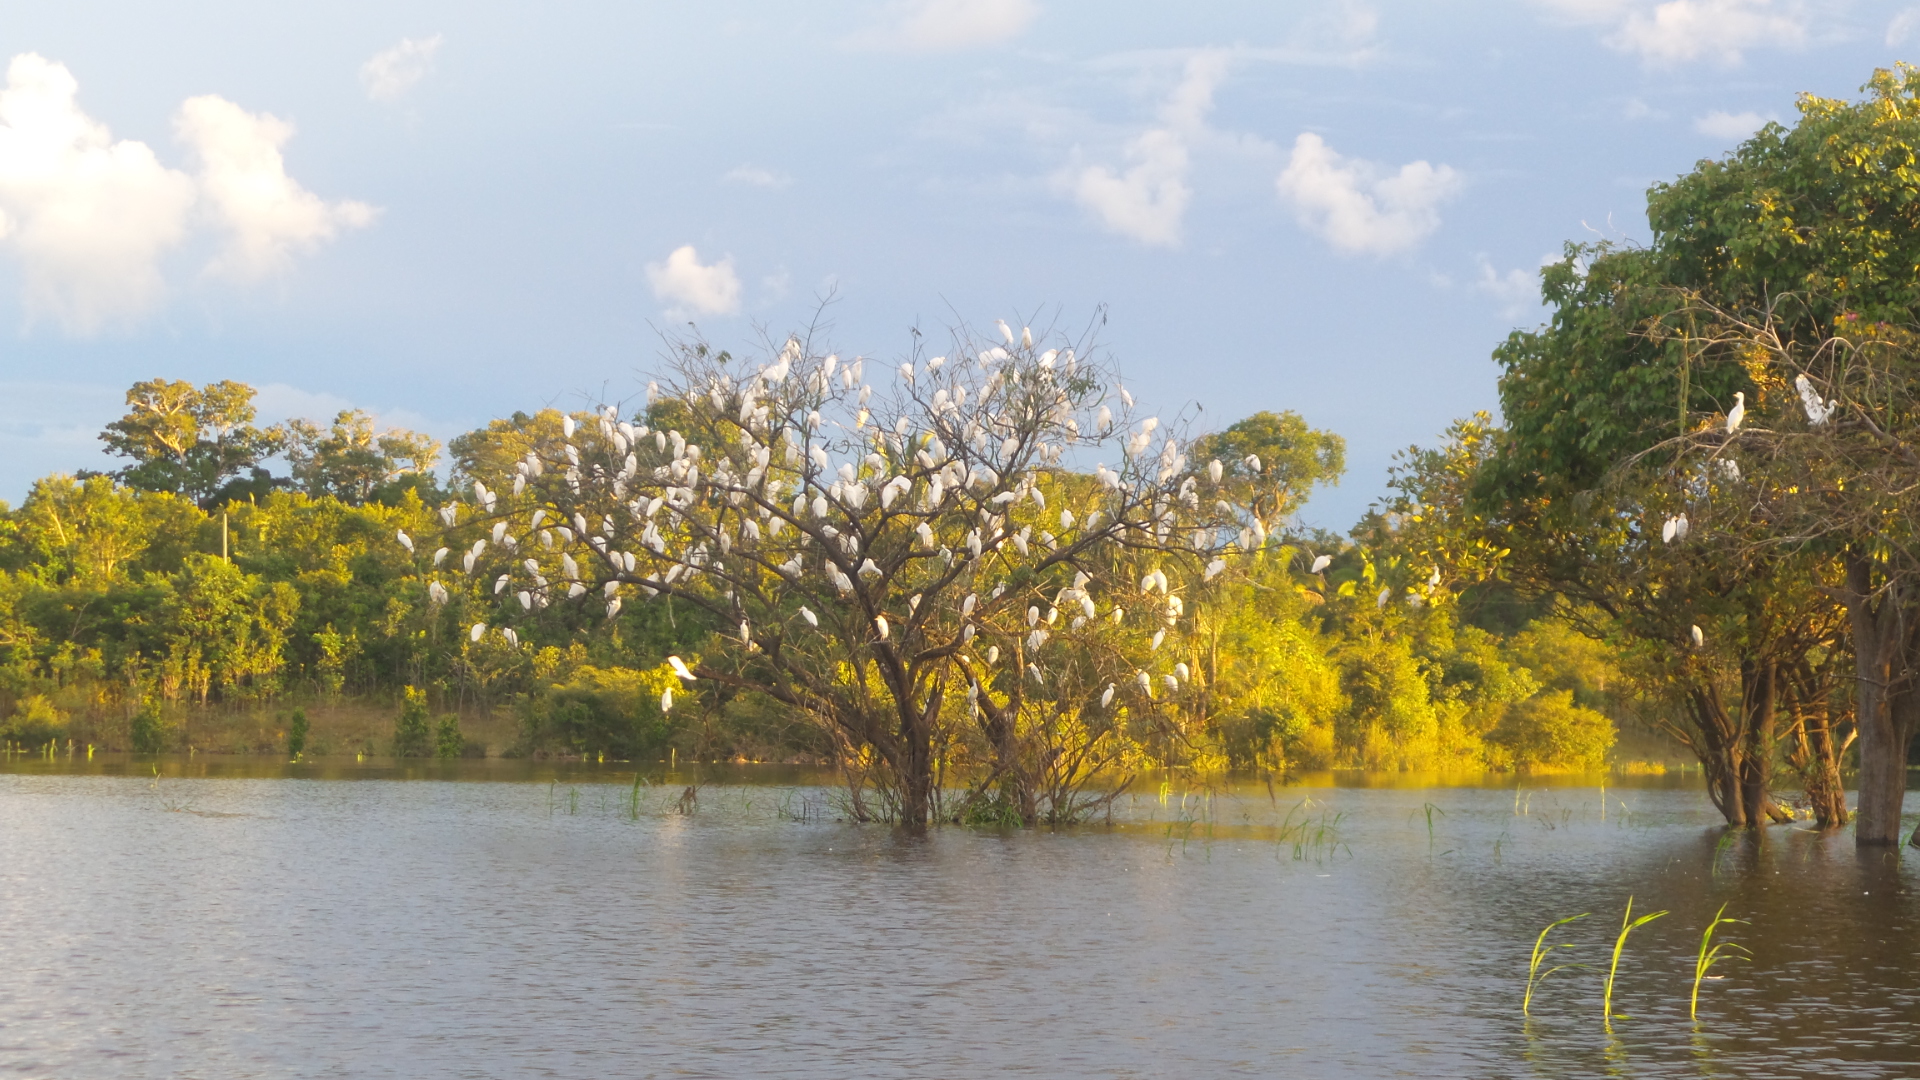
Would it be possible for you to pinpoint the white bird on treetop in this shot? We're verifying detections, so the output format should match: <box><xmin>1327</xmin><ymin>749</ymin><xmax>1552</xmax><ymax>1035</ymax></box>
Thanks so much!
<box><xmin>1021</xmin><ymin>326</ymin><xmax>1033</xmax><ymax>348</ymax></box>
<box><xmin>1310</xmin><ymin>554</ymin><xmax>1332</xmax><ymax>574</ymax></box>
<box><xmin>799</xmin><ymin>606</ymin><xmax>819</xmax><ymax>627</ymax></box>
<box><xmin>995</xmin><ymin>319</ymin><xmax>1014</xmax><ymax>345</ymax></box>
<box><xmin>667</xmin><ymin>655</ymin><xmax>697</xmax><ymax>682</ymax></box>
<box><xmin>1726</xmin><ymin>392</ymin><xmax>1746</xmax><ymax>434</ymax></box>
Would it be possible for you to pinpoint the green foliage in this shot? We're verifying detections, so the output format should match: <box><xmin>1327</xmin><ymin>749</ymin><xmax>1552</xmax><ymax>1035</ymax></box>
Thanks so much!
<box><xmin>284</xmin><ymin>410</ymin><xmax>442</xmax><ymax>506</ymax></box>
<box><xmin>287</xmin><ymin>708</ymin><xmax>309</xmax><ymax>758</ymax></box>
<box><xmin>2</xmin><ymin>694</ymin><xmax>66</xmax><ymax>747</ymax></box>
<box><xmin>100</xmin><ymin>379</ymin><xmax>288</xmax><ymax>509</ymax></box>
<box><xmin>1491</xmin><ymin>690</ymin><xmax>1616</xmax><ymax>772</ymax></box>
<box><xmin>393</xmin><ymin>686</ymin><xmax>432</xmax><ymax>757</ymax></box>
<box><xmin>129</xmin><ymin>701</ymin><xmax>166</xmax><ymax>754</ymax></box>
<box><xmin>435</xmin><ymin>713</ymin><xmax>466</xmax><ymax>758</ymax></box>
<box><xmin>517</xmin><ymin>664</ymin><xmax>678</xmax><ymax>760</ymax></box>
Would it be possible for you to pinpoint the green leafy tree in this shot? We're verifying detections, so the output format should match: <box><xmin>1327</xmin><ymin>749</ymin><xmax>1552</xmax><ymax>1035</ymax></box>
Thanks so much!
<box><xmin>285</xmin><ymin>410</ymin><xmax>442</xmax><ymax>506</ymax></box>
<box><xmin>100</xmin><ymin>380</ymin><xmax>287</xmax><ymax>509</ymax></box>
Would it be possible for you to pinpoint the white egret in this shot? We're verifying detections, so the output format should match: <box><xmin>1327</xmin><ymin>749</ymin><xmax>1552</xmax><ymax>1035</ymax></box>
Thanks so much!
<box><xmin>1726</xmin><ymin>392</ymin><xmax>1745</xmax><ymax>433</ymax></box>
<box><xmin>1163</xmin><ymin>675</ymin><xmax>1179</xmax><ymax>693</ymax></box>
<box><xmin>1021</xmin><ymin>326</ymin><xmax>1033</xmax><ymax>348</ymax></box>
<box><xmin>1204</xmin><ymin>558</ymin><xmax>1227</xmax><ymax>580</ymax></box>
<box><xmin>800</xmin><ymin>606</ymin><xmax>819</xmax><ymax>627</ymax></box>
<box><xmin>1662</xmin><ymin>517</ymin><xmax>1678</xmax><ymax>544</ymax></box>
<box><xmin>1429</xmin><ymin>566</ymin><xmax>1442</xmax><ymax>587</ymax></box>
<box><xmin>1100</xmin><ymin>684</ymin><xmax>1116</xmax><ymax>708</ymax></box>
<box><xmin>1208</xmin><ymin>460</ymin><xmax>1223</xmax><ymax>484</ymax></box>
<box><xmin>986</xmin><ymin>645</ymin><xmax>1000</xmax><ymax>664</ymax></box>
<box><xmin>469</xmin><ymin>623</ymin><xmax>486</xmax><ymax>642</ymax></box>
<box><xmin>433</xmin><ymin>547</ymin><xmax>449</xmax><ymax>568</ymax></box>
<box><xmin>995</xmin><ymin>319</ymin><xmax>1014</xmax><ymax>345</ymax></box>
<box><xmin>1795</xmin><ymin>374</ymin><xmax>1834</xmax><ymax>426</ymax></box>
<box><xmin>1310</xmin><ymin>554</ymin><xmax>1332</xmax><ymax>574</ymax></box>
<box><xmin>667</xmin><ymin>655</ymin><xmax>697</xmax><ymax>682</ymax></box>
<box><xmin>1136</xmin><ymin>671</ymin><xmax>1152</xmax><ymax>695</ymax></box>
<box><xmin>396</xmin><ymin>530</ymin><xmax>414</xmax><ymax>553</ymax></box>
<box><xmin>503</xmin><ymin>628</ymin><xmax>519</xmax><ymax>649</ymax></box>
<box><xmin>1150</xmin><ymin>629</ymin><xmax>1166</xmax><ymax>651</ymax></box>
<box><xmin>875</xmin><ymin>615</ymin><xmax>889</xmax><ymax>640</ymax></box>
<box><xmin>1691</xmin><ymin>625</ymin><xmax>1705</xmax><ymax>648</ymax></box>
<box><xmin>660</xmin><ymin>688</ymin><xmax>674</xmax><ymax>713</ymax></box>
<box><xmin>1174</xmin><ymin>662</ymin><xmax>1190</xmax><ymax>682</ymax></box>
<box><xmin>1245</xmin><ymin>454</ymin><xmax>1262</xmax><ymax>473</ymax></box>
<box><xmin>1377</xmin><ymin>586</ymin><xmax>1391</xmax><ymax>610</ymax></box>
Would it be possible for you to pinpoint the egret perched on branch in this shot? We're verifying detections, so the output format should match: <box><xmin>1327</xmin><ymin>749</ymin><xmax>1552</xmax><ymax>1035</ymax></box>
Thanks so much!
<box><xmin>1100</xmin><ymin>683</ymin><xmax>1116</xmax><ymax>708</ymax></box>
<box><xmin>469</xmin><ymin>623</ymin><xmax>486</xmax><ymax>642</ymax></box>
<box><xmin>1691</xmin><ymin>625</ymin><xmax>1705</xmax><ymax>648</ymax></box>
<box><xmin>667</xmin><ymin>655</ymin><xmax>697</xmax><ymax>682</ymax></box>
<box><xmin>1310</xmin><ymin>554</ymin><xmax>1332</xmax><ymax>574</ymax></box>
<box><xmin>1377</xmin><ymin>587</ymin><xmax>1391</xmax><ymax>610</ymax></box>
<box><xmin>396</xmin><ymin>530</ymin><xmax>414</xmax><ymax>553</ymax></box>
<box><xmin>1726</xmin><ymin>392</ymin><xmax>1745</xmax><ymax>434</ymax></box>
<box><xmin>660</xmin><ymin>688</ymin><xmax>674</xmax><ymax>713</ymax></box>
<box><xmin>995</xmin><ymin>319</ymin><xmax>1014</xmax><ymax>345</ymax></box>
<box><xmin>799</xmin><ymin>606</ymin><xmax>819</xmax><ymax>627</ymax></box>
<box><xmin>1794</xmin><ymin>374</ymin><xmax>1835</xmax><ymax>426</ymax></box>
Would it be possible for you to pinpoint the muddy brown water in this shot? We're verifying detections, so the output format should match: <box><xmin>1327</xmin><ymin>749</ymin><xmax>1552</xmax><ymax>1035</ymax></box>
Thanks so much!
<box><xmin>1</xmin><ymin>758</ymin><xmax>1916</xmax><ymax>1078</ymax></box>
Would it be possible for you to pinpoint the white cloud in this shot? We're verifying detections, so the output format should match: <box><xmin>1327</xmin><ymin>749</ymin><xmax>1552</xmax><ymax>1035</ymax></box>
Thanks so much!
<box><xmin>1276</xmin><ymin>133</ymin><xmax>1460</xmax><ymax>256</ymax></box>
<box><xmin>857</xmin><ymin>0</ymin><xmax>1038</xmax><ymax>52</ymax></box>
<box><xmin>360</xmin><ymin>35</ymin><xmax>443</xmax><ymax>102</ymax></box>
<box><xmin>0</xmin><ymin>53</ymin><xmax>376</xmax><ymax>335</ymax></box>
<box><xmin>722</xmin><ymin>165</ymin><xmax>792</xmax><ymax>189</ymax></box>
<box><xmin>647</xmin><ymin>245</ymin><xmax>742</xmax><ymax>318</ymax></box>
<box><xmin>1059</xmin><ymin>51</ymin><xmax>1229</xmax><ymax>247</ymax></box>
<box><xmin>1889</xmin><ymin>7</ymin><xmax>1920</xmax><ymax>44</ymax></box>
<box><xmin>0</xmin><ymin>54</ymin><xmax>197</xmax><ymax>333</ymax></box>
<box><xmin>1539</xmin><ymin>0</ymin><xmax>1806</xmax><ymax>66</ymax></box>
<box><xmin>177</xmin><ymin>96</ymin><xmax>377</xmax><ymax>281</ymax></box>
<box><xmin>1473</xmin><ymin>254</ymin><xmax>1555</xmax><ymax>319</ymax></box>
<box><xmin>1694</xmin><ymin>109</ymin><xmax>1774</xmax><ymax>139</ymax></box>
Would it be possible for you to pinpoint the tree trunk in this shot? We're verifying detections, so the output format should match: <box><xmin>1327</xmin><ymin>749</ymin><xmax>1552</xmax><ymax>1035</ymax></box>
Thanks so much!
<box><xmin>1691</xmin><ymin>685</ymin><xmax>1748</xmax><ymax>828</ymax></box>
<box><xmin>1843</xmin><ymin>551</ymin><xmax>1916</xmax><ymax>847</ymax></box>
<box><xmin>1737</xmin><ymin>658</ymin><xmax>1777</xmax><ymax>827</ymax></box>
<box><xmin>898</xmin><ymin>681</ymin><xmax>941</xmax><ymax>832</ymax></box>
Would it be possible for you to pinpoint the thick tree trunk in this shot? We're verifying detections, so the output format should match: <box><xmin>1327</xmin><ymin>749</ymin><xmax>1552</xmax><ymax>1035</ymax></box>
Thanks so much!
<box><xmin>1843</xmin><ymin>551</ymin><xmax>1916</xmax><ymax>847</ymax></box>
<box><xmin>1737</xmin><ymin>659</ymin><xmax>1777</xmax><ymax>827</ymax></box>
<box><xmin>1691</xmin><ymin>685</ymin><xmax>1748</xmax><ymax>828</ymax></box>
<box><xmin>898</xmin><ymin>682</ymin><xmax>942</xmax><ymax>831</ymax></box>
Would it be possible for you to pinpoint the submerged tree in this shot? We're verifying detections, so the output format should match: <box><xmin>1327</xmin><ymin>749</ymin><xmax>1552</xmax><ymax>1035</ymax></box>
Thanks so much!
<box><xmin>440</xmin><ymin>324</ymin><xmax>1241</xmax><ymax>828</ymax></box>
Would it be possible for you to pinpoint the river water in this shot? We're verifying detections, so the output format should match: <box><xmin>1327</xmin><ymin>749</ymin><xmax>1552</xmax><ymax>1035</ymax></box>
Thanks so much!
<box><xmin>1</xmin><ymin>759</ymin><xmax>1916</xmax><ymax>1079</ymax></box>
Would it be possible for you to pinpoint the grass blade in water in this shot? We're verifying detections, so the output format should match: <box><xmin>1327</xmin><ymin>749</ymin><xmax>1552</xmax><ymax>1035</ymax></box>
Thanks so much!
<box><xmin>1523</xmin><ymin>912</ymin><xmax>1590</xmax><ymax>1016</ymax></box>
<box><xmin>1691</xmin><ymin>901</ymin><xmax>1749</xmax><ymax>1020</ymax></box>
<box><xmin>1603</xmin><ymin>895</ymin><xmax>1668</xmax><ymax>1023</ymax></box>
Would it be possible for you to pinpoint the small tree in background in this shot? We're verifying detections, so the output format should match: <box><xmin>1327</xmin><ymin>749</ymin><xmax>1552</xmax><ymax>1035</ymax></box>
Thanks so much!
<box><xmin>393</xmin><ymin>686</ymin><xmax>431</xmax><ymax>757</ymax></box>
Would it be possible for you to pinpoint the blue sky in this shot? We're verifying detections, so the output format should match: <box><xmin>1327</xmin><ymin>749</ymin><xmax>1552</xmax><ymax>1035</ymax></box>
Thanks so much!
<box><xmin>0</xmin><ymin>0</ymin><xmax>1912</xmax><ymax>527</ymax></box>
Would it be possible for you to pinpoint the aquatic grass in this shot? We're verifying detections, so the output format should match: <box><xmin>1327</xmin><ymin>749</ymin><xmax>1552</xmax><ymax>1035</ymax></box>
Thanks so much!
<box><xmin>1603</xmin><ymin>896</ymin><xmax>1668</xmax><ymax>1023</ymax></box>
<box><xmin>1276</xmin><ymin>799</ymin><xmax>1349</xmax><ymax>862</ymax></box>
<box><xmin>1690</xmin><ymin>902</ymin><xmax>1749</xmax><ymax>1020</ymax></box>
<box><xmin>1412</xmin><ymin>802</ymin><xmax>1446</xmax><ymax>850</ymax></box>
<box><xmin>1522</xmin><ymin>912</ymin><xmax>1590</xmax><ymax>1016</ymax></box>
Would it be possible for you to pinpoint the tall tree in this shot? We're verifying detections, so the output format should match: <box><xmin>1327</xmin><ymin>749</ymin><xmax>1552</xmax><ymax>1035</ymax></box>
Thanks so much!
<box><xmin>100</xmin><ymin>380</ymin><xmax>286</xmax><ymax>509</ymax></box>
<box><xmin>285</xmin><ymin>409</ymin><xmax>441</xmax><ymax>505</ymax></box>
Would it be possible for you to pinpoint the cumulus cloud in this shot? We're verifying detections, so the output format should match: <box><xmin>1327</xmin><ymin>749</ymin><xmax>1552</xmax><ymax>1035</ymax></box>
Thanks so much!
<box><xmin>722</xmin><ymin>165</ymin><xmax>792</xmax><ymax>189</ymax></box>
<box><xmin>177</xmin><ymin>97</ymin><xmax>376</xmax><ymax>281</ymax></box>
<box><xmin>1276</xmin><ymin>133</ymin><xmax>1460</xmax><ymax>256</ymax></box>
<box><xmin>857</xmin><ymin>0</ymin><xmax>1038</xmax><ymax>52</ymax></box>
<box><xmin>0</xmin><ymin>54</ymin><xmax>197</xmax><ymax>333</ymax></box>
<box><xmin>647</xmin><ymin>245</ymin><xmax>742</xmax><ymax>318</ymax></box>
<box><xmin>1695</xmin><ymin>109</ymin><xmax>1774</xmax><ymax>139</ymax></box>
<box><xmin>1473</xmin><ymin>254</ymin><xmax>1555</xmax><ymax>319</ymax></box>
<box><xmin>0</xmin><ymin>53</ymin><xmax>374</xmax><ymax>334</ymax></box>
<box><xmin>360</xmin><ymin>35</ymin><xmax>443</xmax><ymax>102</ymax></box>
<box><xmin>1059</xmin><ymin>51</ymin><xmax>1229</xmax><ymax>247</ymax></box>
<box><xmin>1539</xmin><ymin>0</ymin><xmax>1806</xmax><ymax>66</ymax></box>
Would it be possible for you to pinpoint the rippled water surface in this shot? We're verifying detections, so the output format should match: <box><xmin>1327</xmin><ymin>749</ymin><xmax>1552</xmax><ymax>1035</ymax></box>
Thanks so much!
<box><xmin>2</xmin><ymin>759</ymin><xmax>1918</xmax><ymax>1078</ymax></box>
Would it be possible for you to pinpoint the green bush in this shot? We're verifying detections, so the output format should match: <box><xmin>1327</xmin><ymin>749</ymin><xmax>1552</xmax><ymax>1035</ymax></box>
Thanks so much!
<box><xmin>3</xmin><ymin>695</ymin><xmax>67</xmax><ymax>748</ymax></box>
<box><xmin>435</xmin><ymin>714</ymin><xmax>469</xmax><ymax>758</ymax></box>
<box><xmin>1491</xmin><ymin>690</ymin><xmax>1615</xmax><ymax>771</ymax></box>
<box><xmin>287</xmin><ymin>709</ymin><xmax>309</xmax><ymax>759</ymax></box>
<box><xmin>517</xmin><ymin>665</ymin><xmax>676</xmax><ymax>759</ymax></box>
<box><xmin>129</xmin><ymin>701</ymin><xmax>167</xmax><ymax>754</ymax></box>
<box><xmin>393</xmin><ymin>686</ymin><xmax>432</xmax><ymax>757</ymax></box>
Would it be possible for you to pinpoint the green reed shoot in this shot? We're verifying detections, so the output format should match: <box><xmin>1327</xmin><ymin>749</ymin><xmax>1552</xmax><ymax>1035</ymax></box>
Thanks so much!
<box><xmin>1603</xmin><ymin>896</ymin><xmax>1668</xmax><ymax>1022</ymax></box>
<box><xmin>1690</xmin><ymin>902</ymin><xmax>1749</xmax><ymax>1020</ymax></box>
<box><xmin>1523</xmin><ymin>912</ymin><xmax>1589</xmax><ymax>1015</ymax></box>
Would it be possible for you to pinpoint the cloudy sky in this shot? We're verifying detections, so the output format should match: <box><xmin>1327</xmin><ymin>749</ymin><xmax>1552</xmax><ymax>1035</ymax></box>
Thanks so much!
<box><xmin>0</xmin><ymin>0</ymin><xmax>1913</xmax><ymax>526</ymax></box>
